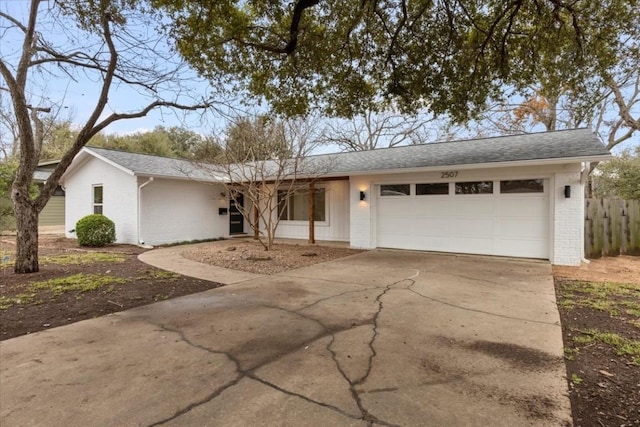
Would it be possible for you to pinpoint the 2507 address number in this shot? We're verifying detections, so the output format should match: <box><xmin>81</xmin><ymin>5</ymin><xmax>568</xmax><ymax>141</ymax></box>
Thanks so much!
<box><xmin>441</xmin><ymin>171</ymin><xmax>459</xmax><ymax>178</ymax></box>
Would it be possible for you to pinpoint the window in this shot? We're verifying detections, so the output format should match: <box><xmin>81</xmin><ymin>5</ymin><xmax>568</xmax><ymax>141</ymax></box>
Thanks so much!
<box><xmin>278</xmin><ymin>188</ymin><xmax>326</xmax><ymax>221</ymax></box>
<box><xmin>93</xmin><ymin>185</ymin><xmax>103</xmax><ymax>214</ymax></box>
<box><xmin>380</xmin><ymin>184</ymin><xmax>410</xmax><ymax>196</ymax></box>
<box><xmin>500</xmin><ymin>179</ymin><xmax>544</xmax><ymax>193</ymax></box>
<box><xmin>416</xmin><ymin>183</ymin><xmax>449</xmax><ymax>195</ymax></box>
<box><xmin>455</xmin><ymin>181</ymin><xmax>493</xmax><ymax>194</ymax></box>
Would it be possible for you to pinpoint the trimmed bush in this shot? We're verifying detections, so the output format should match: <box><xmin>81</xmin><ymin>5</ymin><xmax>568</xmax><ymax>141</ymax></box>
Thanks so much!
<box><xmin>75</xmin><ymin>214</ymin><xmax>116</xmax><ymax>247</ymax></box>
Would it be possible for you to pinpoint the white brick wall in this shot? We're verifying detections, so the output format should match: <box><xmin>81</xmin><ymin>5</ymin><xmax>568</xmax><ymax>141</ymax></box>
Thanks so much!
<box><xmin>64</xmin><ymin>157</ymin><xmax>138</xmax><ymax>244</ymax></box>
<box><xmin>140</xmin><ymin>178</ymin><xmax>226</xmax><ymax>245</ymax></box>
<box><xmin>349</xmin><ymin>178</ymin><xmax>374</xmax><ymax>248</ymax></box>
<box><xmin>347</xmin><ymin>164</ymin><xmax>586</xmax><ymax>265</ymax></box>
<box><xmin>551</xmin><ymin>168</ymin><xmax>583</xmax><ymax>265</ymax></box>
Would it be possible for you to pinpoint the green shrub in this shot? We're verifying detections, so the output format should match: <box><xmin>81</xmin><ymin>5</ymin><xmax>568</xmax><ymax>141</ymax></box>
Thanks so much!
<box><xmin>75</xmin><ymin>214</ymin><xmax>116</xmax><ymax>247</ymax></box>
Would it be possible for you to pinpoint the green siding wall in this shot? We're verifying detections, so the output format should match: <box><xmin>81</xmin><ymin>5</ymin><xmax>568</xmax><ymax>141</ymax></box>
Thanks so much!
<box><xmin>39</xmin><ymin>196</ymin><xmax>65</xmax><ymax>226</ymax></box>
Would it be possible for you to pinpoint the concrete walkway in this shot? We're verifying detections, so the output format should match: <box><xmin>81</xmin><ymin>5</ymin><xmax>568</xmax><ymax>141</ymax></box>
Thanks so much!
<box><xmin>0</xmin><ymin>248</ymin><xmax>572</xmax><ymax>426</ymax></box>
<box><xmin>138</xmin><ymin>242</ymin><xmax>263</xmax><ymax>285</ymax></box>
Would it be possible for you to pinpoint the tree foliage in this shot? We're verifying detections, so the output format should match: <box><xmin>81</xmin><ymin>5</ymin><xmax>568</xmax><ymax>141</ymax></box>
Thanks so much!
<box><xmin>156</xmin><ymin>0</ymin><xmax>635</xmax><ymax>121</ymax></box>
<box><xmin>592</xmin><ymin>147</ymin><xmax>640</xmax><ymax>200</ymax></box>
<box><xmin>453</xmin><ymin>1</ymin><xmax>639</xmax><ymax>152</ymax></box>
<box><xmin>224</xmin><ymin>116</ymin><xmax>290</xmax><ymax>161</ymax></box>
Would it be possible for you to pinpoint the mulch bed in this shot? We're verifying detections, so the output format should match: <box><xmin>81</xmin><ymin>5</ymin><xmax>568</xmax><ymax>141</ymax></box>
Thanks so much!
<box><xmin>555</xmin><ymin>279</ymin><xmax>640</xmax><ymax>427</ymax></box>
<box><xmin>0</xmin><ymin>236</ymin><xmax>222</xmax><ymax>341</ymax></box>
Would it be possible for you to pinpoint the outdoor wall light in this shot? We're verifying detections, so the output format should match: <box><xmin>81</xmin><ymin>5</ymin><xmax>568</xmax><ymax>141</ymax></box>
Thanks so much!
<box><xmin>359</xmin><ymin>191</ymin><xmax>366</xmax><ymax>201</ymax></box>
<box><xmin>564</xmin><ymin>185</ymin><xmax>571</xmax><ymax>198</ymax></box>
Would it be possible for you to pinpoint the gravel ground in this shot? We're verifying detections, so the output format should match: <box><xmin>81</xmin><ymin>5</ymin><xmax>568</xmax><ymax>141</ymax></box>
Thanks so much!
<box><xmin>182</xmin><ymin>238</ymin><xmax>364</xmax><ymax>274</ymax></box>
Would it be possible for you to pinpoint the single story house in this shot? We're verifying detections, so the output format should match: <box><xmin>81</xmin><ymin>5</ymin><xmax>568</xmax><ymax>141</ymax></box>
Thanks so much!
<box><xmin>60</xmin><ymin>128</ymin><xmax>611</xmax><ymax>265</ymax></box>
<box><xmin>34</xmin><ymin>160</ymin><xmax>66</xmax><ymax>229</ymax></box>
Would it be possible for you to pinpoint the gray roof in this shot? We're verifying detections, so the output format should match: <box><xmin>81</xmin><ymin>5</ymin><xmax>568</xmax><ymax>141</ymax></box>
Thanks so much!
<box><xmin>316</xmin><ymin>128</ymin><xmax>610</xmax><ymax>175</ymax></box>
<box><xmin>85</xmin><ymin>147</ymin><xmax>225</xmax><ymax>181</ymax></box>
<box><xmin>33</xmin><ymin>170</ymin><xmax>52</xmax><ymax>182</ymax></box>
<box><xmin>83</xmin><ymin>128</ymin><xmax>609</xmax><ymax>181</ymax></box>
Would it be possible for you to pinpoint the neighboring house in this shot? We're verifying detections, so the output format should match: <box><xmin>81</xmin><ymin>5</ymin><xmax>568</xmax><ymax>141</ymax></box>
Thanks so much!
<box><xmin>34</xmin><ymin>160</ymin><xmax>66</xmax><ymax>229</ymax></box>
<box><xmin>60</xmin><ymin>128</ymin><xmax>611</xmax><ymax>265</ymax></box>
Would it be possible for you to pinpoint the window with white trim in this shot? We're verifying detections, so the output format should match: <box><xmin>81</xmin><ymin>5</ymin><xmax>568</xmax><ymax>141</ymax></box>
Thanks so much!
<box><xmin>93</xmin><ymin>185</ymin><xmax>103</xmax><ymax>214</ymax></box>
<box><xmin>278</xmin><ymin>188</ymin><xmax>326</xmax><ymax>221</ymax></box>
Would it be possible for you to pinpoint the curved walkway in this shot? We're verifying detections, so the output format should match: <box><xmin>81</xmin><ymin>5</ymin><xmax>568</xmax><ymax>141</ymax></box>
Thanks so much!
<box><xmin>138</xmin><ymin>242</ymin><xmax>263</xmax><ymax>285</ymax></box>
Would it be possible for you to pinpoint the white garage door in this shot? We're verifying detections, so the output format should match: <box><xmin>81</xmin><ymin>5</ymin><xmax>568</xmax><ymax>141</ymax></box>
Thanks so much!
<box><xmin>377</xmin><ymin>179</ymin><xmax>549</xmax><ymax>259</ymax></box>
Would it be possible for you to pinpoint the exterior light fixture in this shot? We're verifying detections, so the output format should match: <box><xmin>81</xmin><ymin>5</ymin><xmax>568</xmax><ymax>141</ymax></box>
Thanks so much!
<box><xmin>359</xmin><ymin>191</ymin><xmax>366</xmax><ymax>201</ymax></box>
<box><xmin>564</xmin><ymin>185</ymin><xmax>571</xmax><ymax>198</ymax></box>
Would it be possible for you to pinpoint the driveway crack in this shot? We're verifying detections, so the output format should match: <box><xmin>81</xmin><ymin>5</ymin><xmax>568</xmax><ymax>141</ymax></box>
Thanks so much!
<box><xmin>406</xmin><ymin>286</ymin><xmax>560</xmax><ymax>326</ymax></box>
<box><xmin>145</xmin><ymin>273</ymin><xmax>416</xmax><ymax>427</ymax></box>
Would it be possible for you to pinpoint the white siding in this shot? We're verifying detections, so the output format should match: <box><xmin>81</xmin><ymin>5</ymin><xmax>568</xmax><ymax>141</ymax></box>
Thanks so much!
<box><xmin>64</xmin><ymin>156</ymin><xmax>138</xmax><ymax>244</ymax></box>
<box><xmin>348</xmin><ymin>163</ymin><xmax>586</xmax><ymax>266</ymax></box>
<box><xmin>274</xmin><ymin>180</ymin><xmax>351</xmax><ymax>241</ymax></box>
<box><xmin>140</xmin><ymin>178</ymin><xmax>227</xmax><ymax>245</ymax></box>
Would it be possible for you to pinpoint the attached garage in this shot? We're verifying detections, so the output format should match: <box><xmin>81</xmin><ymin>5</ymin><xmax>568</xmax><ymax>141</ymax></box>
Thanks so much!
<box><xmin>376</xmin><ymin>179</ymin><xmax>549</xmax><ymax>259</ymax></box>
<box><xmin>345</xmin><ymin>129</ymin><xmax>612</xmax><ymax>265</ymax></box>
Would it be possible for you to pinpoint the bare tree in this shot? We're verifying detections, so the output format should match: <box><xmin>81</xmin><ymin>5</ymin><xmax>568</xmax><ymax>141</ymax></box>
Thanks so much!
<box><xmin>206</xmin><ymin>115</ymin><xmax>328</xmax><ymax>250</ymax></box>
<box><xmin>321</xmin><ymin>110</ymin><xmax>438</xmax><ymax>151</ymax></box>
<box><xmin>0</xmin><ymin>0</ymin><xmax>219</xmax><ymax>273</ymax></box>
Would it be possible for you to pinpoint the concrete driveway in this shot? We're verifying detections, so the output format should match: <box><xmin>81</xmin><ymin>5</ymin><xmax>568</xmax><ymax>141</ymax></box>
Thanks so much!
<box><xmin>0</xmin><ymin>250</ymin><xmax>571</xmax><ymax>426</ymax></box>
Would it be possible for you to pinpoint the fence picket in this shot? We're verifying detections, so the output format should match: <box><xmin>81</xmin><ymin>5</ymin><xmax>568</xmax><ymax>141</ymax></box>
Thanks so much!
<box><xmin>585</xmin><ymin>198</ymin><xmax>640</xmax><ymax>258</ymax></box>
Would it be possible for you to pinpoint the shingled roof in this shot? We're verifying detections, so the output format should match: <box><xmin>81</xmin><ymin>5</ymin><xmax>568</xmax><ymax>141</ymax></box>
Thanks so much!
<box><xmin>315</xmin><ymin>128</ymin><xmax>610</xmax><ymax>176</ymax></box>
<box><xmin>79</xmin><ymin>128</ymin><xmax>609</xmax><ymax>181</ymax></box>
<box><xmin>84</xmin><ymin>147</ymin><xmax>226</xmax><ymax>182</ymax></box>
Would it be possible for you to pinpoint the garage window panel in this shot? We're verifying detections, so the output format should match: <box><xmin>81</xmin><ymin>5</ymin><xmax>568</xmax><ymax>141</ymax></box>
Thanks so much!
<box><xmin>455</xmin><ymin>181</ymin><xmax>493</xmax><ymax>194</ymax></box>
<box><xmin>380</xmin><ymin>184</ymin><xmax>410</xmax><ymax>196</ymax></box>
<box><xmin>500</xmin><ymin>179</ymin><xmax>544</xmax><ymax>193</ymax></box>
<box><xmin>416</xmin><ymin>183</ymin><xmax>449</xmax><ymax>195</ymax></box>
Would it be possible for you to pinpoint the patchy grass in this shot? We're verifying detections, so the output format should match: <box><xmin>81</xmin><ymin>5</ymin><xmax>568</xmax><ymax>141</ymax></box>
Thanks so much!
<box><xmin>0</xmin><ymin>273</ymin><xmax>126</xmax><ymax>309</ymax></box>
<box><xmin>137</xmin><ymin>269</ymin><xmax>181</xmax><ymax>281</ymax></box>
<box><xmin>559</xmin><ymin>280</ymin><xmax>640</xmax><ymax>322</ymax></box>
<box><xmin>40</xmin><ymin>252</ymin><xmax>126</xmax><ymax>265</ymax></box>
<box><xmin>572</xmin><ymin>329</ymin><xmax>640</xmax><ymax>361</ymax></box>
<box><xmin>1</xmin><ymin>252</ymin><xmax>126</xmax><ymax>267</ymax></box>
<box><xmin>570</xmin><ymin>373</ymin><xmax>583</xmax><ymax>385</ymax></box>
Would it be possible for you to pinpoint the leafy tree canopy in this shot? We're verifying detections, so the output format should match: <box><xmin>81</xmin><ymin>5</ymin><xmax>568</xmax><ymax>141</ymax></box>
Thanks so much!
<box><xmin>593</xmin><ymin>147</ymin><xmax>640</xmax><ymax>200</ymax></box>
<box><xmin>155</xmin><ymin>0</ymin><xmax>637</xmax><ymax>121</ymax></box>
<box><xmin>223</xmin><ymin>116</ymin><xmax>290</xmax><ymax>162</ymax></box>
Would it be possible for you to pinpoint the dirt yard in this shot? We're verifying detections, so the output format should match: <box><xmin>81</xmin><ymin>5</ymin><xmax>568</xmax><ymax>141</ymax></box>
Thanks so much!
<box><xmin>0</xmin><ymin>236</ymin><xmax>362</xmax><ymax>341</ymax></box>
<box><xmin>182</xmin><ymin>238</ymin><xmax>363</xmax><ymax>274</ymax></box>
<box><xmin>0</xmin><ymin>235</ymin><xmax>224</xmax><ymax>340</ymax></box>
<box><xmin>553</xmin><ymin>256</ymin><xmax>640</xmax><ymax>427</ymax></box>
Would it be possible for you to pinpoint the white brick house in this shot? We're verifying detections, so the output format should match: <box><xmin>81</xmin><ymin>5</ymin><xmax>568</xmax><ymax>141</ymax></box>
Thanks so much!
<box><xmin>60</xmin><ymin>128</ymin><xmax>611</xmax><ymax>265</ymax></box>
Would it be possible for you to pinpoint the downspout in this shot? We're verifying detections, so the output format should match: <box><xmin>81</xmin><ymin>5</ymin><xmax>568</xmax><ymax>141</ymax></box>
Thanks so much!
<box><xmin>137</xmin><ymin>177</ymin><xmax>154</xmax><ymax>246</ymax></box>
<box><xmin>580</xmin><ymin>163</ymin><xmax>591</xmax><ymax>264</ymax></box>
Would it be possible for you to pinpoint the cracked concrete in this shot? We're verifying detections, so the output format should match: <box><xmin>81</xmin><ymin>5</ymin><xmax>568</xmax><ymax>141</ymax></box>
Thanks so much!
<box><xmin>0</xmin><ymin>249</ymin><xmax>572</xmax><ymax>426</ymax></box>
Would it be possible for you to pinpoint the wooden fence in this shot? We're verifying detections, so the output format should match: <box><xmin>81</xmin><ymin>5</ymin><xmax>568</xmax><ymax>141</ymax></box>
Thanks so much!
<box><xmin>585</xmin><ymin>198</ymin><xmax>640</xmax><ymax>258</ymax></box>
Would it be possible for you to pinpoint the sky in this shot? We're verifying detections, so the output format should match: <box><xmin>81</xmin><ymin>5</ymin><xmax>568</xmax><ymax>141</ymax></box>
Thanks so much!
<box><xmin>1</xmin><ymin>1</ymin><xmax>638</xmax><ymax>156</ymax></box>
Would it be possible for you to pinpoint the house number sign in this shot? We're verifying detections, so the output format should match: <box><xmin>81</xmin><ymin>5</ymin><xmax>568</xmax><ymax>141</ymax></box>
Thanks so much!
<box><xmin>440</xmin><ymin>171</ymin><xmax>459</xmax><ymax>178</ymax></box>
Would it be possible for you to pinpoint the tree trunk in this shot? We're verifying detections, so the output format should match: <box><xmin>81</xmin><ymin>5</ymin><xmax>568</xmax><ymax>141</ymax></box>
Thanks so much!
<box><xmin>13</xmin><ymin>199</ymin><xmax>39</xmax><ymax>273</ymax></box>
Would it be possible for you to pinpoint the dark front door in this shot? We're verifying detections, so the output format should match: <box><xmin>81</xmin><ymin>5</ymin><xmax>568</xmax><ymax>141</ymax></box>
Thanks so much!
<box><xmin>229</xmin><ymin>194</ymin><xmax>244</xmax><ymax>234</ymax></box>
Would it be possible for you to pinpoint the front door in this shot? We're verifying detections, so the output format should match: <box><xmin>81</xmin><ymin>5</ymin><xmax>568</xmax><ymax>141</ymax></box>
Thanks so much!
<box><xmin>229</xmin><ymin>194</ymin><xmax>244</xmax><ymax>234</ymax></box>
